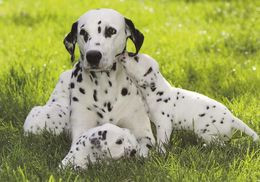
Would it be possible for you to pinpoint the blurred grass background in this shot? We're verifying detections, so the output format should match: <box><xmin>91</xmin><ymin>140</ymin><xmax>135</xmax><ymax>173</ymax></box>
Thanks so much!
<box><xmin>0</xmin><ymin>0</ymin><xmax>259</xmax><ymax>181</ymax></box>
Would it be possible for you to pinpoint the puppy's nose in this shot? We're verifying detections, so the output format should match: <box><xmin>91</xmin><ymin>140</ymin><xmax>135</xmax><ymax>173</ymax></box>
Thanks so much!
<box><xmin>86</xmin><ymin>50</ymin><xmax>102</xmax><ymax>67</ymax></box>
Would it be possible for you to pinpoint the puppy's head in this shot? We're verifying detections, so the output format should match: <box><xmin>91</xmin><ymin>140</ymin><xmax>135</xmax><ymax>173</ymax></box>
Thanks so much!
<box><xmin>89</xmin><ymin>123</ymin><xmax>139</xmax><ymax>159</ymax></box>
<box><xmin>121</xmin><ymin>54</ymin><xmax>160</xmax><ymax>88</ymax></box>
<box><xmin>64</xmin><ymin>9</ymin><xmax>144</xmax><ymax>71</ymax></box>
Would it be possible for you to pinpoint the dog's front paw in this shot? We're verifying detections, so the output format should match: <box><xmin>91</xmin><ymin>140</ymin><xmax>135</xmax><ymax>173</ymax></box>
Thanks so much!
<box><xmin>23</xmin><ymin>106</ymin><xmax>46</xmax><ymax>135</ymax></box>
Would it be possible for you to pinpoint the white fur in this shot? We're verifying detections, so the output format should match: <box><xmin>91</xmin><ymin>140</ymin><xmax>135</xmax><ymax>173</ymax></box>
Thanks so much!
<box><xmin>60</xmin><ymin>123</ymin><xmax>139</xmax><ymax>169</ymax></box>
<box><xmin>120</xmin><ymin>53</ymin><xmax>259</xmax><ymax>148</ymax></box>
<box><xmin>23</xmin><ymin>70</ymin><xmax>71</xmax><ymax>135</ymax></box>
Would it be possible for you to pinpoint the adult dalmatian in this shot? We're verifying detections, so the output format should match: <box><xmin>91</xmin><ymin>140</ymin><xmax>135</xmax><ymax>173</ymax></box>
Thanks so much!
<box><xmin>24</xmin><ymin>9</ymin><xmax>155</xmax><ymax>157</ymax></box>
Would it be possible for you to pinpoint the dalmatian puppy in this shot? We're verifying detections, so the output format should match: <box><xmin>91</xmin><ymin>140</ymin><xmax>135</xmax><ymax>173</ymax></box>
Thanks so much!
<box><xmin>120</xmin><ymin>53</ymin><xmax>259</xmax><ymax>147</ymax></box>
<box><xmin>63</xmin><ymin>9</ymin><xmax>155</xmax><ymax>156</ymax></box>
<box><xmin>60</xmin><ymin>123</ymin><xmax>139</xmax><ymax>169</ymax></box>
<box><xmin>23</xmin><ymin>70</ymin><xmax>72</xmax><ymax>135</ymax></box>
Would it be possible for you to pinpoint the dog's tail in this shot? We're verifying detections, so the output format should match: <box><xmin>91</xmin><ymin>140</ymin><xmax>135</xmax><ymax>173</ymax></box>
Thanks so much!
<box><xmin>232</xmin><ymin>117</ymin><xmax>259</xmax><ymax>141</ymax></box>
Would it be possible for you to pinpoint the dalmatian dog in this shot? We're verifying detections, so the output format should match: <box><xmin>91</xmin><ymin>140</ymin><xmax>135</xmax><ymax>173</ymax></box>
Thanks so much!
<box><xmin>120</xmin><ymin>53</ymin><xmax>259</xmax><ymax>148</ymax></box>
<box><xmin>60</xmin><ymin>123</ymin><xmax>139</xmax><ymax>169</ymax></box>
<box><xmin>63</xmin><ymin>9</ymin><xmax>155</xmax><ymax>157</ymax></box>
<box><xmin>23</xmin><ymin>70</ymin><xmax>72</xmax><ymax>135</ymax></box>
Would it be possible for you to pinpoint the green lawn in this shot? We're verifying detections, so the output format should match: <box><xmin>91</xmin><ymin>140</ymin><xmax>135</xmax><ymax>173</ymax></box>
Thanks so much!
<box><xmin>0</xmin><ymin>0</ymin><xmax>259</xmax><ymax>181</ymax></box>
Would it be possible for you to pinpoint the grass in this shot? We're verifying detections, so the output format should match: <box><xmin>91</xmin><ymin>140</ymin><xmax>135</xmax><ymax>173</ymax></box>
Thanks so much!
<box><xmin>0</xmin><ymin>0</ymin><xmax>259</xmax><ymax>181</ymax></box>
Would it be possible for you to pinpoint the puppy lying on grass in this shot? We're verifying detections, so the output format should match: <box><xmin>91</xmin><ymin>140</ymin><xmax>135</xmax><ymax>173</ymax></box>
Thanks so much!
<box><xmin>60</xmin><ymin>123</ymin><xmax>139</xmax><ymax>170</ymax></box>
<box><xmin>120</xmin><ymin>53</ymin><xmax>259</xmax><ymax>149</ymax></box>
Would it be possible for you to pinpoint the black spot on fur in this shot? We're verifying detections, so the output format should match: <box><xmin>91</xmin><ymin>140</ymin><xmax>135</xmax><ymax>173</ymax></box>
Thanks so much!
<box><xmin>98</xmin><ymin>26</ymin><xmax>101</xmax><ymax>33</ymax></box>
<box><xmin>121</xmin><ymin>88</ymin><xmax>128</xmax><ymax>96</ymax></box>
<box><xmin>104</xmin><ymin>26</ymin><xmax>117</xmax><ymax>38</ymax></box>
<box><xmin>107</xmin><ymin>102</ymin><xmax>112</xmax><ymax>112</ymax></box>
<box><xmin>102</xmin><ymin>131</ymin><xmax>107</xmax><ymax>140</ymax></box>
<box><xmin>93</xmin><ymin>90</ymin><xmax>98</xmax><ymax>102</ymax></box>
<box><xmin>156</xmin><ymin>91</ymin><xmax>164</xmax><ymax>96</ymax></box>
<box><xmin>72</xmin><ymin>97</ymin><xmax>79</xmax><ymax>102</ymax></box>
<box><xmin>116</xmin><ymin>139</ymin><xmax>123</xmax><ymax>145</ymax></box>
<box><xmin>150</xmin><ymin>83</ymin><xmax>156</xmax><ymax>92</ymax></box>
<box><xmin>144</xmin><ymin>67</ymin><xmax>153</xmax><ymax>77</ymax></box>
<box><xmin>108</xmin><ymin>81</ymin><xmax>112</xmax><ymax>87</ymax></box>
<box><xmin>79</xmin><ymin>88</ymin><xmax>85</xmax><ymax>94</ymax></box>
<box><xmin>112</xmin><ymin>63</ymin><xmax>117</xmax><ymax>71</ymax></box>
<box><xmin>134</xmin><ymin>56</ymin><xmax>139</xmax><ymax>62</ymax></box>
<box><xmin>72</xmin><ymin>63</ymin><xmax>82</xmax><ymax>77</ymax></box>
<box><xmin>199</xmin><ymin>113</ymin><xmax>206</xmax><ymax>117</ymax></box>
<box><xmin>90</xmin><ymin>71</ymin><xmax>96</xmax><ymax>78</ymax></box>
<box><xmin>70</xmin><ymin>82</ymin><xmax>75</xmax><ymax>89</ymax></box>
<box><xmin>77</xmin><ymin>74</ymin><xmax>83</xmax><ymax>82</ymax></box>
<box><xmin>98</xmin><ymin>21</ymin><xmax>101</xmax><ymax>24</ymax></box>
<box><xmin>206</xmin><ymin>106</ymin><xmax>209</xmax><ymax>110</ymax></box>
<box><xmin>212</xmin><ymin>120</ymin><xmax>216</xmax><ymax>123</ymax></box>
<box><xmin>97</xmin><ymin>112</ymin><xmax>103</xmax><ymax>119</ymax></box>
<box><xmin>130</xmin><ymin>149</ymin><xmax>137</xmax><ymax>157</ymax></box>
<box><xmin>146</xmin><ymin>144</ymin><xmax>152</xmax><ymax>149</ymax></box>
<box><xmin>157</xmin><ymin>98</ymin><xmax>162</xmax><ymax>102</ymax></box>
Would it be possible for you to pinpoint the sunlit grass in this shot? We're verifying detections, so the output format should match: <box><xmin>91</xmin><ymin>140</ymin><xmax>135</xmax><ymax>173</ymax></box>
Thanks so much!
<box><xmin>0</xmin><ymin>0</ymin><xmax>259</xmax><ymax>181</ymax></box>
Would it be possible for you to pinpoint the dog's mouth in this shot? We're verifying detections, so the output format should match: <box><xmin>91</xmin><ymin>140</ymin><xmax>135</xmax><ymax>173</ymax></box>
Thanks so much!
<box><xmin>84</xmin><ymin>64</ymin><xmax>113</xmax><ymax>72</ymax></box>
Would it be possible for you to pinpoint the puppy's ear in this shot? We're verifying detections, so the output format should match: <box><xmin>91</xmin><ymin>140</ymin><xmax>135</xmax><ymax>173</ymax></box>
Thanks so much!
<box><xmin>63</xmin><ymin>21</ymin><xmax>78</xmax><ymax>62</ymax></box>
<box><xmin>125</xmin><ymin>17</ymin><xmax>144</xmax><ymax>57</ymax></box>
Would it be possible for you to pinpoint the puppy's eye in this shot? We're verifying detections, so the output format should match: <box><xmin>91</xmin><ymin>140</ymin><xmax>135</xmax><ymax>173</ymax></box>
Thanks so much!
<box><xmin>115</xmin><ymin>138</ymin><xmax>123</xmax><ymax>145</ymax></box>
<box><xmin>105</xmin><ymin>27</ymin><xmax>117</xmax><ymax>38</ymax></box>
<box><xmin>80</xmin><ymin>29</ymin><xmax>89</xmax><ymax>42</ymax></box>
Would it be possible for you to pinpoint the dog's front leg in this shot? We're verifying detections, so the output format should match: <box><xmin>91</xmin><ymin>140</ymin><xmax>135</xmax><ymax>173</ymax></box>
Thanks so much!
<box><xmin>70</xmin><ymin>104</ymin><xmax>97</xmax><ymax>143</ymax></box>
<box><xmin>119</xmin><ymin>111</ymin><xmax>155</xmax><ymax>157</ymax></box>
<box><xmin>154</xmin><ymin>114</ymin><xmax>173</xmax><ymax>153</ymax></box>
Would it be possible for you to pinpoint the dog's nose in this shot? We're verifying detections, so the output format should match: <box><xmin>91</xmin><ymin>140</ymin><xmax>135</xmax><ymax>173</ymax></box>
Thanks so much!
<box><xmin>86</xmin><ymin>50</ymin><xmax>102</xmax><ymax>67</ymax></box>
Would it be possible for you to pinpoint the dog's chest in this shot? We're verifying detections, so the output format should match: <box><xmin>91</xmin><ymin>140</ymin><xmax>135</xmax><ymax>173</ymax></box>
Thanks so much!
<box><xmin>70</xmin><ymin>62</ymin><xmax>138</xmax><ymax>122</ymax></box>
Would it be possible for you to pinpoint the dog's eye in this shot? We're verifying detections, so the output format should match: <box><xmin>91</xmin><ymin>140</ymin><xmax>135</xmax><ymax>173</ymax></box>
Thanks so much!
<box><xmin>105</xmin><ymin>27</ymin><xmax>117</xmax><ymax>38</ymax></box>
<box><xmin>80</xmin><ymin>29</ymin><xmax>89</xmax><ymax>42</ymax></box>
<box><xmin>115</xmin><ymin>138</ymin><xmax>123</xmax><ymax>145</ymax></box>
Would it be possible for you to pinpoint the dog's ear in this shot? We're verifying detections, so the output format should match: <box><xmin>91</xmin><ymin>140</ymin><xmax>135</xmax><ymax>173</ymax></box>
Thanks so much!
<box><xmin>63</xmin><ymin>21</ymin><xmax>78</xmax><ymax>62</ymax></box>
<box><xmin>125</xmin><ymin>17</ymin><xmax>144</xmax><ymax>57</ymax></box>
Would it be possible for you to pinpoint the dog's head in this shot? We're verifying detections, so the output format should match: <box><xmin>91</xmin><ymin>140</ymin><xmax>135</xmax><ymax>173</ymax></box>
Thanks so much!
<box><xmin>64</xmin><ymin>9</ymin><xmax>144</xmax><ymax>71</ymax></box>
<box><xmin>89</xmin><ymin>123</ymin><xmax>139</xmax><ymax>159</ymax></box>
<box><xmin>121</xmin><ymin>54</ymin><xmax>160</xmax><ymax>88</ymax></box>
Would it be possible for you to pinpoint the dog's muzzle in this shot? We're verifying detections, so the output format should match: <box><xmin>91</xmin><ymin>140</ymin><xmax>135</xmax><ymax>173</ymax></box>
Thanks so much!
<box><xmin>86</xmin><ymin>50</ymin><xmax>102</xmax><ymax>68</ymax></box>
